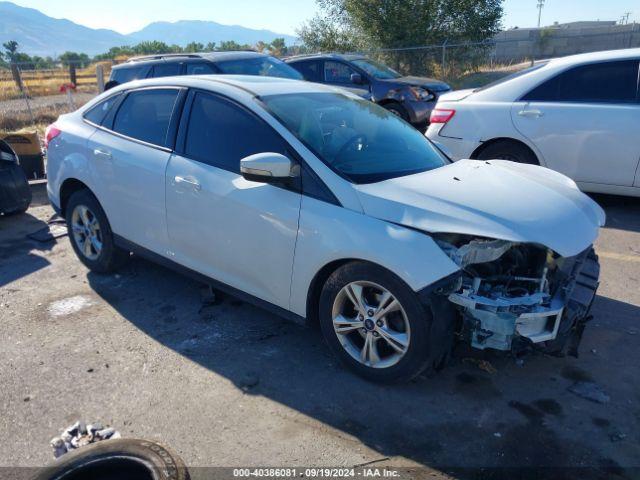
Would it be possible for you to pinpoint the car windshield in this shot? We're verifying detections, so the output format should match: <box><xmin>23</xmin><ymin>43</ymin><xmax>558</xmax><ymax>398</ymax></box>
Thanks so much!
<box><xmin>351</xmin><ymin>58</ymin><xmax>402</xmax><ymax>79</ymax></box>
<box><xmin>261</xmin><ymin>92</ymin><xmax>447</xmax><ymax>184</ymax></box>
<box><xmin>474</xmin><ymin>62</ymin><xmax>549</xmax><ymax>92</ymax></box>
<box><xmin>216</xmin><ymin>56</ymin><xmax>303</xmax><ymax>80</ymax></box>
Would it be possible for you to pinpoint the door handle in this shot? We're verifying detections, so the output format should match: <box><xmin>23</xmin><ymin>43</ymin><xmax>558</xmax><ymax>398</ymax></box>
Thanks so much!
<box><xmin>93</xmin><ymin>148</ymin><xmax>112</xmax><ymax>159</ymax></box>
<box><xmin>174</xmin><ymin>175</ymin><xmax>201</xmax><ymax>191</ymax></box>
<box><xmin>518</xmin><ymin>109</ymin><xmax>543</xmax><ymax>118</ymax></box>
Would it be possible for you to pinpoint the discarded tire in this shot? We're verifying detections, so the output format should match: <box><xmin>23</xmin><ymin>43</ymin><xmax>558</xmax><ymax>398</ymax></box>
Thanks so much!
<box><xmin>33</xmin><ymin>439</ymin><xmax>190</xmax><ymax>480</ymax></box>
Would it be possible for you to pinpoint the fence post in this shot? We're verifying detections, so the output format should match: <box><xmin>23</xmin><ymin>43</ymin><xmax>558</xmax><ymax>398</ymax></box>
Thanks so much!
<box><xmin>69</xmin><ymin>64</ymin><xmax>77</xmax><ymax>86</ymax></box>
<box><xmin>96</xmin><ymin>64</ymin><xmax>105</xmax><ymax>93</ymax></box>
<box><xmin>441</xmin><ymin>40</ymin><xmax>448</xmax><ymax>78</ymax></box>
<box><xmin>10</xmin><ymin>63</ymin><xmax>24</xmax><ymax>92</ymax></box>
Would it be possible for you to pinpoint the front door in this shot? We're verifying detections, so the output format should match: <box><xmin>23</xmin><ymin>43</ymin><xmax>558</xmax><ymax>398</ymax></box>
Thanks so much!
<box><xmin>165</xmin><ymin>91</ymin><xmax>301</xmax><ymax>308</ymax></box>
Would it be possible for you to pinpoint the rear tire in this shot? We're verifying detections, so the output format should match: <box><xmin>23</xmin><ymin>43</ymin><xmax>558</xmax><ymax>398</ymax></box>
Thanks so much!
<box><xmin>319</xmin><ymin>261</ymin><xmax>437</xmax><ymax>383</ymax></box>
<box><xmin>476</xmin><ymin>140</ymin><xmax>538</xmax><ymax>165</ymax></box>
<box><xmin>65</xmin><ymin>189</ymin><xmax>128</xmax><ymax>273</ymax></box>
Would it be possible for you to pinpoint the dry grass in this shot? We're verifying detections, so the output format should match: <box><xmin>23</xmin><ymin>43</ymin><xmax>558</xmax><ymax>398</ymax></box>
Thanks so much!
<box><xmin>0</xmin><ymin>62</ymin><xmax>111</xmax><ymax>101</ymax></box>
<box><xmin>0</xmin><ymin>104</ymin><xmax>68</xmax><ymax>135</ymax></box>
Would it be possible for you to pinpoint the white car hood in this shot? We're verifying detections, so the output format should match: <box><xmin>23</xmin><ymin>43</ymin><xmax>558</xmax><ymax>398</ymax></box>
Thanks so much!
<box><xmin>355</xmin><ymin>160</ymin><xmax>605</xmax><ymax>258</ymax></box>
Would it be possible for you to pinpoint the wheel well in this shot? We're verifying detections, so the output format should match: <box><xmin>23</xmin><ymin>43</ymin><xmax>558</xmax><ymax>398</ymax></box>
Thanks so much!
<box><xmin>59</xmin><ymin>178</ymin><xmax>90</xmax><ymax>216</ymax></box>
<box><xmin>305</xmin><ymin>259</ymin><xmax>359</xmax><ymax>325</ymax></box>
<box><xmin>471</xmin><ymin>137</ymin><xmax>539</xmax><ymax>164</ymax></box>
<box><xmin>378</xmin><ymin>99</ymin><xmax>401</xmax><ymax>108</ymax></box>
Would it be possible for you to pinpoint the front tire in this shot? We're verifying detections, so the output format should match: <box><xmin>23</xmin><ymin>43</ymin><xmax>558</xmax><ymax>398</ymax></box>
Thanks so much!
<box><xmin>319</xmin><ymin>262</ymin><xmax>435</xmax><ymax>383</ymax></box>
<box><xmin>383</xmin><ymin>102</ymin><xmax>410</xmax><ymax>122</ymax></box>
<box><xmin>65</xmin><ymin>189</ymin><xmax>128</xmax><ymax>273</ymax></box>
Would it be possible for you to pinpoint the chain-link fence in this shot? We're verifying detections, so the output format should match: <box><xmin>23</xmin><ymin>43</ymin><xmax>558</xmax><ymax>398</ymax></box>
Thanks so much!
<box><xmin>0</xmin><ymin>61</ymin><xmax>113</xmax><ymax>134</ymax></box>
<box><xmin>355</xmin><ymin>24</ymin><xmax>640</xmax><ymax>88</ymax></box>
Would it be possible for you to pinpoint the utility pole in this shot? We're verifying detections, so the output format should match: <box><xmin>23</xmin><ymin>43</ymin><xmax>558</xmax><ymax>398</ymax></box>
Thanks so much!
<box><xmin>621</xmin><ymin>12</ymin><xmax>631</xmax><ymax>24</ymax></box>
<box><xmin>537</xmin><ymin>0</ymin><xmax>546</xmax><ymax>28</ymax></box>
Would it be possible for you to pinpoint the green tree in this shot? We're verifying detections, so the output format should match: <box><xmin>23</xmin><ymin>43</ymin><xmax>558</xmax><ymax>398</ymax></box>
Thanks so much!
<box><xmin>59</xmin><ymin>51</ymin><xmax>91</xmax><ymax>67</ymax></box>
<box><xmin>2</xmin><ymin>40</ymin><xmax>20</xmax><ymax>62</ymax></box>
<box><xmin>298</xmin><ymin>0</ymin><xmax>503</xmax><ymax>51</ymax></box>
<box><xmin>205</xmin><ymin>42</ymin><xmax>217</xmax><ymax>51</ymax></box>
<box><xmin>185</xmin><ymin>42</ymin><xmax>204</xmax><ymax>53</ymax></box>
<box><xmin>219</xmin><ymin>40</ymin><xmax>247</xmax><ymax>51</ymax></box>
<box><xmin>268</xmin><ymin>38</ymin><xmax>287</xmax><ymax>57</ymax></box>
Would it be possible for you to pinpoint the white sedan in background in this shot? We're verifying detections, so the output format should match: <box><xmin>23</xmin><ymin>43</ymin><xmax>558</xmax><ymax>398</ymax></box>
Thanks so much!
<box><xmin>426</xmin><ymin>48</ymin><xmax>640</xmax><ymax>197</ymax></box>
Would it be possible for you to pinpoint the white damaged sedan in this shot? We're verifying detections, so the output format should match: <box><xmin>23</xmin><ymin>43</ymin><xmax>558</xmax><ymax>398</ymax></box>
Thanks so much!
<box><xmin>46</xmin><ymin>76</ymin><xmax>604</xmax><ymax>383</ymax></box>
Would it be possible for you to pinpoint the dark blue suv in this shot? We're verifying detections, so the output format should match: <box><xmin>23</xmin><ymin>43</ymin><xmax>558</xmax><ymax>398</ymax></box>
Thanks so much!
<box><xmin>286</xmin><ymin>53</ymin><xmax>450</xmax><ymax>126</ymax></box>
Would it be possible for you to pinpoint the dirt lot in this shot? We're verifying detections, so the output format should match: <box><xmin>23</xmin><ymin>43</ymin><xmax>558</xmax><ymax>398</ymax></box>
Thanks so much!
<box><xmin>1</xmin><ymin>184</ymin><xmax>639</xmax><ymax>479</ymax></box>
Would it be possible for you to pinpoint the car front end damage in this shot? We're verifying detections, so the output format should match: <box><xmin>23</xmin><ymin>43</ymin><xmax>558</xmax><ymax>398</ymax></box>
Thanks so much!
<box><xmin>434</xmin><ymin>235</ymin><xmax>600</xmax><ymax>355</ymax></box>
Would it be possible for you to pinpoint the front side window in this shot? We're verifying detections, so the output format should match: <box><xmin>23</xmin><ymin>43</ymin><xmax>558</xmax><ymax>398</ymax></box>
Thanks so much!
<box><xmin>84</xmin><ymin>93</ymin><xmax>122</xmax><ymax>125</ymax></box>
<box><xmin>523</xmin><ymin>60</ymin><xmax>640</xmax><ymax>103</ymax></box>
<box><xmin>261</xmin><ymin>92</ymin><xmax>447</xmax><ymax>184</ymax></box>
<box><xmin>351</xmin><ymin>58</ymin><xmax>401</xmax><ymax>80</ymax></box>
<box><xmin>324</xmin><ymin>61</ymin><xmax>357</xmax><ymax>84</ymax></box>
<box><xmin>152</xmin><ymin>63</ymin><xmax>182</xmax><ymax>78</ymax></box>
<box><xmin>215</xmin><ymin>56</ymin><xmax>303</xmax><ymax>80</ymax></box>
<box><xmin>113</xmin><ymin>89</ymin><xmax>179</xmax><ymax>146</ymax></box>
<box><xmin>184</xmin><ymin>92</ymin><xmax>288</xmax><ymax>173</ymax></box>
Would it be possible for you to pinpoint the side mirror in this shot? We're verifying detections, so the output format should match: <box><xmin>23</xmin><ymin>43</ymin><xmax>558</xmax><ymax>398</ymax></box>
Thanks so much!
<box><xmin>350</xmin><ymin>73</ymin><xmax>363</xmax><ymax>85</ymax></box>
<box><xmin>240</xmin><ymin>152</ymin><xmax>299</xmax><ymax>183</ymax></box>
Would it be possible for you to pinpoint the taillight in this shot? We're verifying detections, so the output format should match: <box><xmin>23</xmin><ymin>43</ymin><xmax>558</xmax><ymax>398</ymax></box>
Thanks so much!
<box><xmin>430</xmin><ymin>109</ymin><xmax>456</xmax><ymax>124</ymax></box>
<box><xmin>44</xmin><ymin>124</ymin><xmax>61</xmax><ymax>148</ymax></box>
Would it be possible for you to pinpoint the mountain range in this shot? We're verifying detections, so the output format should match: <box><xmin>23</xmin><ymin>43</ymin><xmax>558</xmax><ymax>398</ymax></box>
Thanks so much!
<box><xmin>0</xmin><ymin>1</ymin><xmax>298</xmax><ymax>57</ymax></box>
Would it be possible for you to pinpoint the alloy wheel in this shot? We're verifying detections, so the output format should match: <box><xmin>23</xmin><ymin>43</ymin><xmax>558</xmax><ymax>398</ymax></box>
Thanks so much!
<box><xmin>71</xmin><ymin>204</ymin><xmax>103</xmax><ymax>261</ymax></box>
<box><xmin>331</xmin><ymin>281</ymin><xmax>410</xmax><ymax>368</ymax></box>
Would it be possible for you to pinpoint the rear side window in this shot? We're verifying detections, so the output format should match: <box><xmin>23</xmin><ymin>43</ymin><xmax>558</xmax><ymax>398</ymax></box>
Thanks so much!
<box><xmin>113</xmin><ymin>89</ymin><xmax>180</xmax><ymax>146</ymax></box>
<box><xmin>523</xmin><ymin>60</ymin><xmax>640</xmax><ymax>103</ymax></box>
<box><xmin>152</xmin><ymin>63</ymin><xmax>182</xmax><ymax>78</ymax></box>
<box><xmin>184</xmin><ymin>92</ymin><xmax>287</xmax><ymax>173</ymax></box>
<box><xmin>84</xmin><ymin>93</ymin><xmax>122</xmax><ymax>125</ymax></box>
<box><xmin>110</xmin><ymin>66</ymin><xmax>148</xmax><ymax>84</ymax></box>
<box><xmin>291</xmin><ymin>61</ymin><xmax>321</xmax><ymax>82</ymax></box>
<box><xmin>186</xmin><ymin>63</ymin><xmax>217</xmax><ymax>75</ymax></box>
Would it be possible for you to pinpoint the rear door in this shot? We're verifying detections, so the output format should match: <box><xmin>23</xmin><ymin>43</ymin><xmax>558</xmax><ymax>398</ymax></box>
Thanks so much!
<box><xmin>511</xmin><ymin>59</ymin><xmax>640</xmax><ymax>186</ymax></box>
<box><xmin>88</xmin><ymin>87</ymin><xmax>183</xmax><ymax>255</ymax></box>
<box><xmin>165</xmin><ymin>91</ymin><xmax>301</xmax><ymax>308</ymax></box>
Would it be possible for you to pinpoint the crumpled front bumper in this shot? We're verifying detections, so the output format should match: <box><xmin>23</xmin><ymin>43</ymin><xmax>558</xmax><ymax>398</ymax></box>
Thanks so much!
<box><xmin>448</xmin><ymin>248</ymin><xmax>600</xmax><ymax>352</ymax></box>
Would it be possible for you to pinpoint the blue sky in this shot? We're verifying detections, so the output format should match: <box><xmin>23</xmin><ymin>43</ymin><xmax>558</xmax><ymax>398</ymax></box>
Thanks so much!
<box><xmin>9</xmin><ymin>0</ymin><xmax>639</xmax><ymax>35</ymax></box>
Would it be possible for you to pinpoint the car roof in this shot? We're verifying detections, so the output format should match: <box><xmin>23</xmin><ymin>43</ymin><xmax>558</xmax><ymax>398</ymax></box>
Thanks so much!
<box><xmin>547</xmin><ymin>47</ymin><xmax>640</xmax><ymax>67</ymax></box>
<box><xmin>113</xmin><ymin>51</ymin><xmax>267</xmax><ymax>69</ymax></box>
<box><xmin>286</xmin><ymin>53</ymin><xmax>366</xmax><ymax>63</ymax></box>
<box><xmin>104</xmin><ymin>74</ymin><xmax>347</xmax><ymax>97</ymax></box>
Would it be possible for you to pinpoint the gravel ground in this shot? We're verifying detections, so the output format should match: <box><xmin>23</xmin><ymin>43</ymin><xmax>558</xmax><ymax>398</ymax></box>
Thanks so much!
<box><xmin>0</xmin><ymin>185</ymin><xmax>639</xmax><ymax>479</ymax></box>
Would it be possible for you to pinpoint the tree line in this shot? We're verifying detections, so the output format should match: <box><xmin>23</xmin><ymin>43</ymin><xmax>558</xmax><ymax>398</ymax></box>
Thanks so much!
<box><xmin>0</xmin><ymin>38</ymin><xmax>296</xmax><ymax>69</ymax></box>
